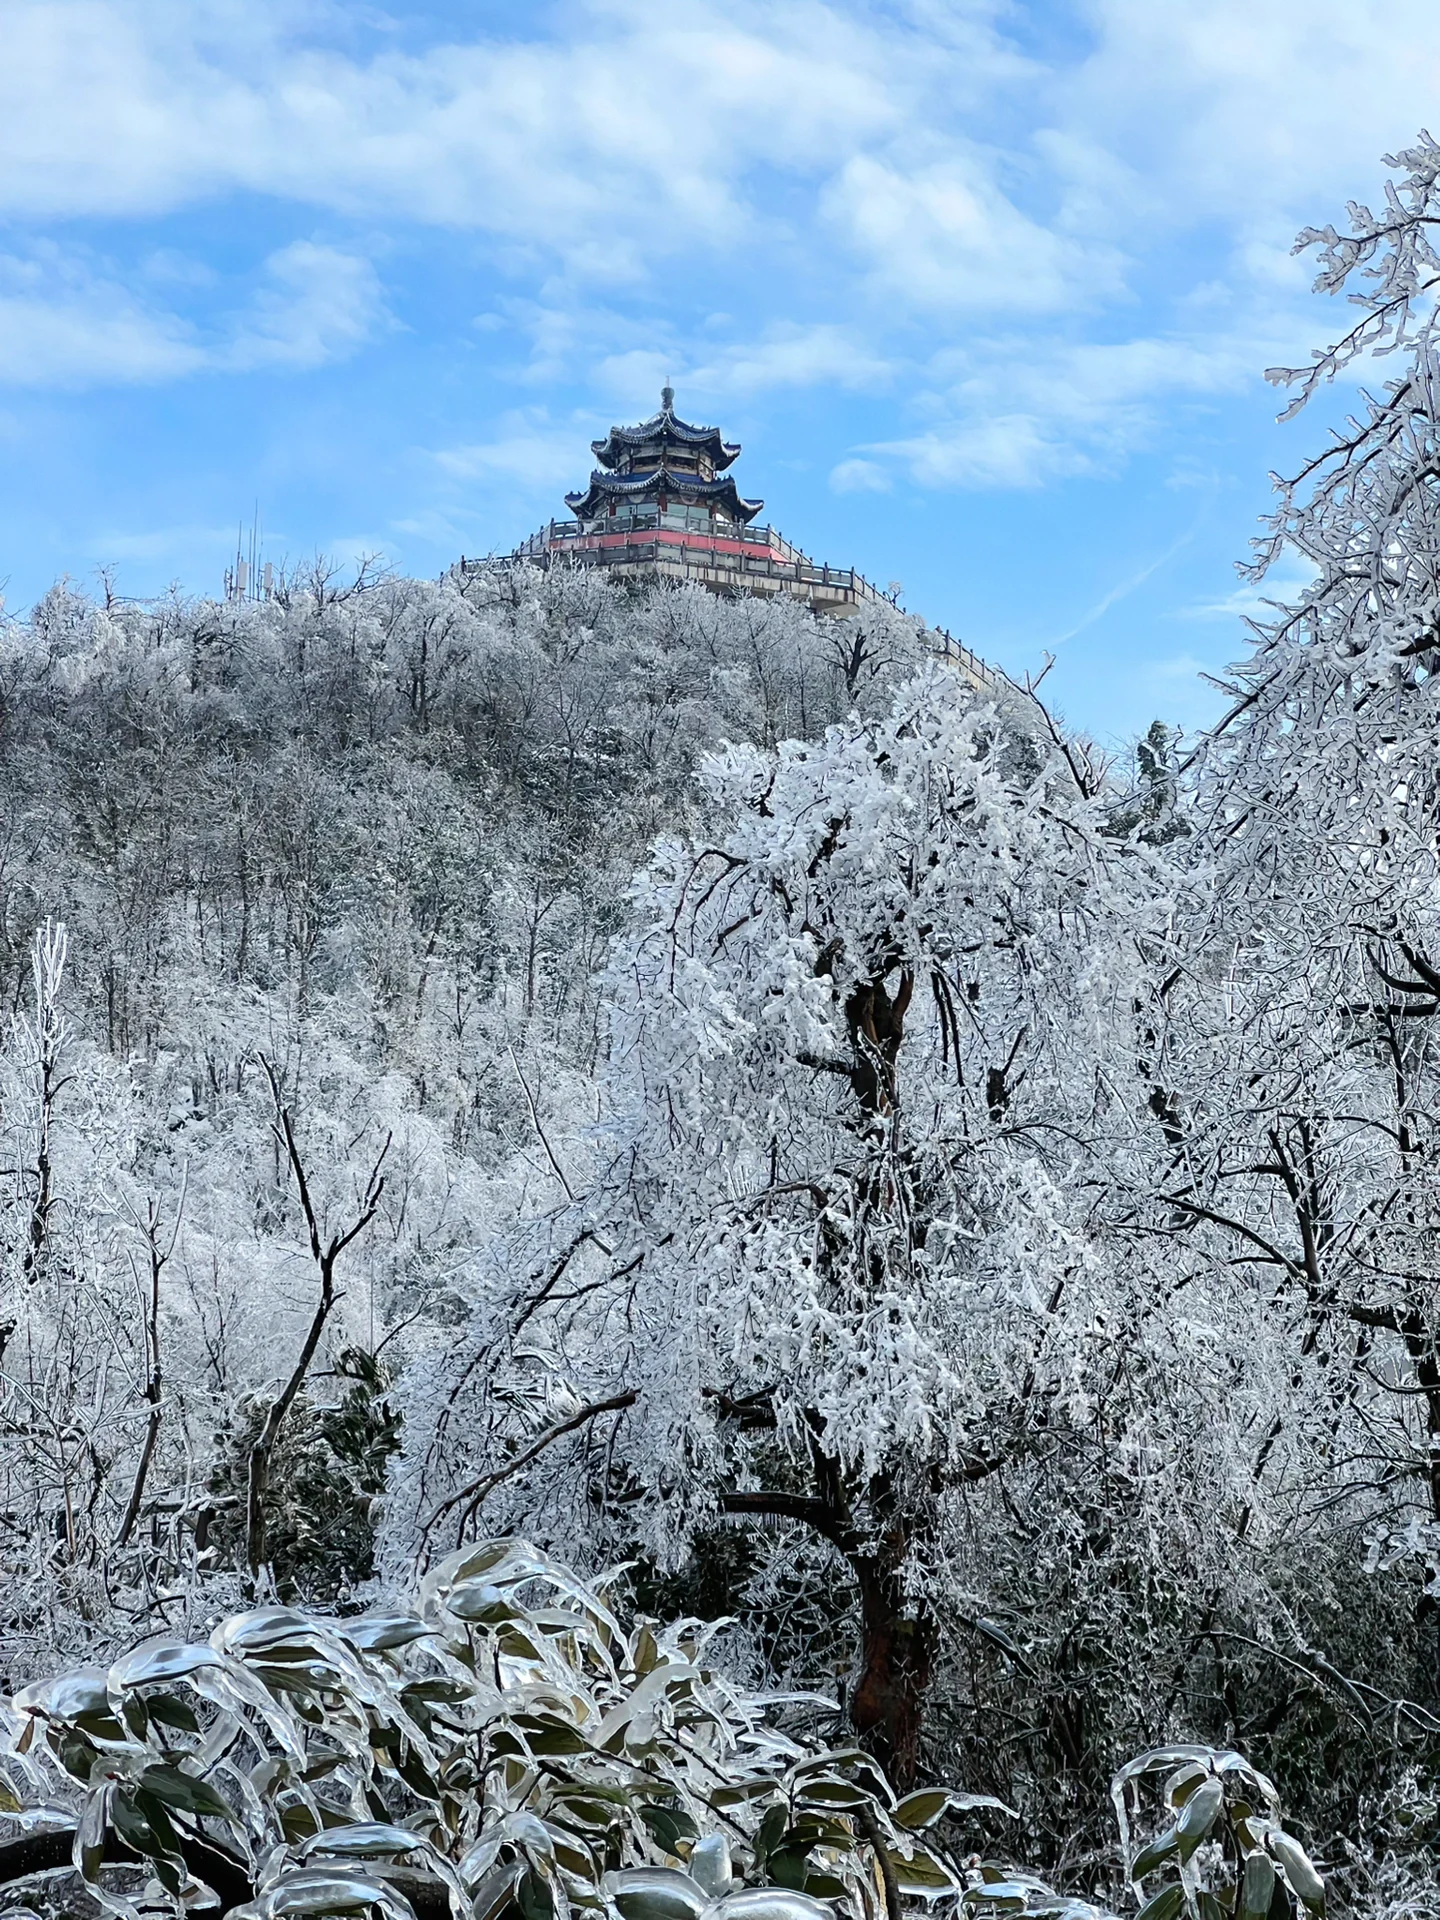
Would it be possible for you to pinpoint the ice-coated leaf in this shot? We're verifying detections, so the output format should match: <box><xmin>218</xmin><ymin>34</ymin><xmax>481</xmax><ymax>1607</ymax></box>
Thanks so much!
<box><xmin>792</xmin><ymin>1777</ymin><xmax>870</xmax><ymax>1808</ymax></box>
<box><xmin>110</xmin><ymin>1789</ymin><xmax>164</xmax><ymax>1859</ymax></box>
<box><xmin>1111</xmin><ymin>1748</ymin><xmax>1217</xmax><ymax>1793</ymax></box>
<box><xmin>963</xmin><ymin>1881</ymin><xmax>1033</xmax><ymax>1911</ymax></box>
<box><xmin>137</xmin><ymin>1762</ymin><xmax>236</xmax><ymax>1823</ymax></box>
<box><xmin>423</xmin><ymin>1538</ymin><xmax>518</xmax><ymax>1600</ymax></box>
<box><xmin>15</xmin><ymin>1670</ymin><xmax>110</xmax><ymax>1722</ymax></box>
<box><xmin>887</xmin><ymin>1848</ymin><xmax>958</xmax><ymax>1893</ymax></box>
<box><xmin>299</xmin><ymin>1823</ymin><xmax>429</xmax><ymax>1860</ymax></box>
<box><xmin>1175</xmin><ymin>1779</ymin><xmax>1224</xmax><ymax>1861</ymax></box>
<box><xmin>1133</xmin><ymin>1888</ymin><xmax>1184</xmax><ymax>1920</ymax></box>
<box><xmin>604</xmin><ymin>1867</ymin><xmax>710</xmax><ymax>1920</ymax></box>
<box><xmin>341</xmin><ymin>1615</ymin><xmax>432</xmax><ymax>1653</ymax></box>
<box><xmin>248</xmin><ymin>1868</ymin><xmax>417</xmax><ymax>1920</ymax></box>
<box><xmin>1238</xmin><ymin>1851</ymin><xmax>1276</xmax><ymax>1920</ymax></box>
<box><xmin>711</xmin><ymin>1890</ymin><xmax>836</xmax><ymax>1920</ymax></box>
<box><xmin>444</xmin><ymin>1582</ymin><xmax>515</xmax><ymax>1625</ymax></box>
<box><xmin>689</xmin><ymin>1835</ymin><xmax>732</xmax><ymax>1897</ymax></box>
<box><xmin>893</xmin><ymin>1787</ymin><xmax>1013</xmax><ymax>1831</ymax></box>
<box><xmin>111</xmin><ymin>1642</ymin><xmax>225</xmax><ymax>1692</ymax></box>
<box><xmin>1129</xmin><ymin>1829</ymin><xmax>1179</xmax><ymax>1880</ymax></box>
<box><xmin>470</xmin><ymin>1864</ymin><xmax>524</xmax><ymax>1920</ymax></box>
<box><xmin>214</xmin><ymin>1609</ymin><xmax>318</xmax><ymax>1656</ymax></box>
<box><xmin>1268</xmin><ymin>1833</ymin><xmax>1324</xmax><ymax>1911</ymax></box>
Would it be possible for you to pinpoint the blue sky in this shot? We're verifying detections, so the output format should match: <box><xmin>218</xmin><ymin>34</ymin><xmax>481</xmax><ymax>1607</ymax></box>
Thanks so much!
<box><xmin>1</xmin><ymin>0</ymin><xmax>1436</xmax><ymax>743</ymax></box>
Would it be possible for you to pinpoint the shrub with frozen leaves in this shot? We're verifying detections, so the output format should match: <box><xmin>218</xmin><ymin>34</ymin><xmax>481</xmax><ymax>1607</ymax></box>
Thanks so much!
<box><xmin>0</xmin><ymin>1543</ymin><xmax>1331</xmax><ymax>1920</ymax></box>
<box><xmin>0</xmin><ymin>1541</ymin><xmax>977</xmax><ymax>1920</ymax></box>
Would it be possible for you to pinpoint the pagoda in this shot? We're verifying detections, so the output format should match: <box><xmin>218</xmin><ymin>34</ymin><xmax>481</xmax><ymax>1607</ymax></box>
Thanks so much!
<box><xmin>462</xmin><ymin>389</ymin><xmax>1001</xmax><ymax>690</ymax></box>
<box><xmin>489</xmin><ymin>388</ymin><xmax>887</xmax><ymax>618</ymax></box>
<box><xmin>565</xmin><ymin>386</ymin><xmax>763</xmax><ymax>533</ymax></box>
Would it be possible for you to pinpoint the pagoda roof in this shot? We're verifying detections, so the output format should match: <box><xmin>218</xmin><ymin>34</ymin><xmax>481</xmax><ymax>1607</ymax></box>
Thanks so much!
<box><xmin>591</xmin><ymin>387</ymin><xmax>741</xmax><ymax>471</ymax></box>
<box><xmin>565</xmin><ymin>465</ymin><xmax>763</xmax><ymax>524</ymax></box>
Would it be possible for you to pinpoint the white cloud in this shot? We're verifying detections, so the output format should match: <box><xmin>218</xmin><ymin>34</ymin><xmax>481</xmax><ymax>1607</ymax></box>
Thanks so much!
<box><xmin>0</xmin><ymin>239</ymin><xmax>386</xmax><ymax>388</ymax></box>
<box><xmin>225</xmin><ymin>242</ymin><xmax>389</xmax><ymax>371</ymax></box>
<box><xmin>830</xmin><ymin>458</ymin><xmax>891</xmax><ymax>494</ymax></box>
<box><xmin>434</xmin><ymin>411</ymin><xmax>588</xmax><ymax>493</ymax></box>
<box><xmin>877</xmin><ymin>413</ymin><xmax>1094</xmax><ymax>491</ymax></box>
<box><xmin>0</xmin><ymin>3</ymin><xmax>980</xmax><ymax>234</ymax></box>
<box><xmin>0</xmin><ymin>246</ymin><xmax>204</xmax><ymax>386</ymax></box>
<box><xmin>1056</xmin><ymin>1</ymin><xmax>1440</xmax><ymax>234</ymax></box>
<box><xmin>822</xmin><ymin>152</ymin><xmax>1098</xmax><ymax>315</ymax></box>
<box><xmin>0</xmin><ymin>1</ymin><xmax>1089</xmax><ymax>332</ymax></box>
<box><xmin>860</xmin><ymin>327</ymin><xmax>1274</xmax><ymax>490</ymax></box>
<box><xmin>682</xmin><ymin>325</ymin><xmax>894</xmax><ymax>400</ymax></box>
<box><xmin>2</xmin><ymin>0</ymin><xmax>1437</xmax><ymax>501</ymax></box>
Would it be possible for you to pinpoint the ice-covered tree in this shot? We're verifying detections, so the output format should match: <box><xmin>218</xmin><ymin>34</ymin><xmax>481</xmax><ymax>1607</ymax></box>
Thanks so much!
<box><xmin>425</xmin><ymin>667</ymin><xmax>1222</xmax><ymax>1793</ymax></box>
<box><xmin>1157</xmin><ymin>133</ymin><xmax>1440</xmax><ymax>1625</ymax></box>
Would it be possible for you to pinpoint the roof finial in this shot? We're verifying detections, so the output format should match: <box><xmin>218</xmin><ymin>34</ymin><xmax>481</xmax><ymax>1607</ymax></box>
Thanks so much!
<box><xmin>661</xmin><ymin>383</ymin><xmax>675</xmax><ymax>413</ymax></box>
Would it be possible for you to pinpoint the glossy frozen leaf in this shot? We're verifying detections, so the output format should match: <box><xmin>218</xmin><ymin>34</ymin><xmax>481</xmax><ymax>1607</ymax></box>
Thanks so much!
<box><xmin>1238</xmin><ymin>1851</ymin><xmax>1276</xmax><ymax>1920</ymax></box>
<box><xmin>1268</xmin><ymin>1833</ymin><xmax>1324</xmax><ymax>1911</ymax></box>
<box><xmin>246</xmin><ymin>1868</ymin><xmax>417</xmax><ymax>1920</ymax></box>
<box><xmin>1111</xmin><ymin>1748</ymin><xmax>1217</xmax><ymax>1793</ymax></box>
<box><xmin>471</xmin><ymin>1864</ymin><xmax>525</xmax><ymax>1920</ymax></box>
<box><xmin>604</xmin><ymin>1867</ymin><xmax>710</xmax><ymax>1920</ymax></box>
<box><xmin>1129</xmin><ymin>1829</ymin><xmax>1179</xmax><ymax>1880</ymax></box>
<box><xmin>215</xmin><ymin>1610</ymin><xmax>317</xmax><ymax>1656</ymax></box>
<box><xmin>299</xmin><ymin>1823</ymin><xmax>429</xmax><ymax>1859</ymax></box>
<box><xmin>15</xmin><ymin>1671</ymin><xmax>110</xmax><ymax>1722</ymax></box>
<box><xmin>444</xmin><ymin>1582</ymin><xmax>515</xmax><ymax>1625</ymax></box>
<box><xmin>710</xmin><ymin>1889</ymin><xmax>836</xmax><ymax>1920</ymax></box>
<box><xmin>1175</xmin><ymin>1779</ymin><xmax>1223</xmax><ymax>1862</ymax></box>
<box><xmin>1133</xmin><ymin>1889</ymin><xmax>1184</xmax><ymax>1920</ymax></box>
<box><xmin>137</xmin><ymin>1762</ymin><xmax>236</xmax><ymax>1823</ymax></box>
<box><xmin>340</xmin><ymin>1615</ymin><xmax>432</xmax><ymax>1654</ymax></box>
<box><xmin>689</xmin><ymin>1835</ymin><xmax>732</xmax><ymax>1897</ymax></box>
<box><xmin>791</xmin><ymin>1777</ymin><xmax>870</xmax><ymax>1808</ymax></box>
<box><xmin>457</xmin><ymin>1835</ymin><xmax>505</xmax><ymax>1888</ymax></box>
<box><xmin>504</xmin><ymin>1812</ymin><xmax>556</xmax><ymax>1855</ymax></box>
<box><xmin>422</xmin><ymin>1539</ymin><xmax>517</xmax><ymax>1599</ymax></box>
<box><xmin>111</xmin><ymin>1642</ymin><xmax>226</xmax><ymax>1692</ymax></box>
<box><xmin>1163</xmin><ymin>1766</ymin><xmax>1207</xmax><ymax>1810</ymax></box>
<box><xmin>893</xmin><ymin>1788</ymin><xmax>1013</xmax><ymax>1831</ymax></box>
<box><xmin>887</xmin><ymin>1849</ymin><xmax>958</xmax><ymax>1893</ymax></box>
<box><xmin>963</xmin><ymin>1881</ymin><xmax>1033</xmax><ymax>1911</ymax></box>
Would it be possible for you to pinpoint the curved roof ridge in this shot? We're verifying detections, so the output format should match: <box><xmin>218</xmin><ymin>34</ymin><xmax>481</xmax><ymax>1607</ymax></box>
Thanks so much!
<box><xmin>565</xmin><ymin>464</ymin><xmax>763</xmax><ymax>524</ymax></box>
<box><xmin>591</xmin><ymin>389</ymin><xmax>741</xmax><ymax>470</ymax></box>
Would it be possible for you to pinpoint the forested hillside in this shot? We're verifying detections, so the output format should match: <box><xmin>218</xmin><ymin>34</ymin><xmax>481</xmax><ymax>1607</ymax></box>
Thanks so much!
<box><xmin>0</xmin><ymin>566</ymin><xmax>928</xmax><ymax>1652</ymax></box>
<box><xmin>6</xmin><ymin>144</ymin><xmax>1440</xmax><ymax>1920</ymax></box>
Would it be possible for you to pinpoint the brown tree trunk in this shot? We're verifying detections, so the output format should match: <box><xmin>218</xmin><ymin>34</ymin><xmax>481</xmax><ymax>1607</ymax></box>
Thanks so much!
<box><xmin>850</xmin><ymin>1560</ymin><xmax>935</xmax><ymax>1790</ymax></box>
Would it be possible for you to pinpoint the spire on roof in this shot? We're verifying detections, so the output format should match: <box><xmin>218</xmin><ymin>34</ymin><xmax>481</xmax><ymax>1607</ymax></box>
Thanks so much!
<box><xmin>661</xmin><ymin>384</ymin><xmax>675</xmax><ymax>412</ymax></box>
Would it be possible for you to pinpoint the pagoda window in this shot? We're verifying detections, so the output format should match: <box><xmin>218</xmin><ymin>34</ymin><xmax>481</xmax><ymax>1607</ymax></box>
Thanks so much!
<box><xmin>611</xmin><ymin>504</ymin><xmax>660</xmax><ymax>530</ymax></box>
<box><xmin>660</xmin><ymin>504</ymin><xmax>716</xmax><ymax>532</ymax></box>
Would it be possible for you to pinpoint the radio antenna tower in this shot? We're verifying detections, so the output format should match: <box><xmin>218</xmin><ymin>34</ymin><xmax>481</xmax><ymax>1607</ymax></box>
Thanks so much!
<box><xmin>224</xmin><ymin>503</ymin><xmax>274</xmax><ymax>603</ymax></box>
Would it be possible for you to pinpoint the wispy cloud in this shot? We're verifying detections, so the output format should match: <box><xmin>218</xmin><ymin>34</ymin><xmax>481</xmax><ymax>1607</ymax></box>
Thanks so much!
<box><xmin>1046</xmin><ymin>516</ymin><xmax>1204</xmax><ymax>649</ymax></box>
<box><xmin>830</xmin><ymin>458</ymin><xmax>892</xmax><ymax>494</ymax></box>
<box><xmin>224</xmin><ymin>243</ymin><xmax>390</xmax><ymax>372</ymax></box>
<box><xmin>0</xmin><ymin>245</ymin><xmax>204</xmax><ymax>386</ymax></box>
<box><xmin>434</xmin><ymin>411</ymin><xmax>590</xmax><ymax>493</ymax></box>
<box><xmin>0</xmin><ymin>239</ymin><xmax>388</xmax><ymax>389</ymax></box>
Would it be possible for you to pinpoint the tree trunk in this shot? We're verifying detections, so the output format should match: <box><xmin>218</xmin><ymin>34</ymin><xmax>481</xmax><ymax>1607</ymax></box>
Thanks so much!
<box><xmin>850</xmin><ymin>1561</ymin><xmax>935</xmax><ymax>1790</ymax></box>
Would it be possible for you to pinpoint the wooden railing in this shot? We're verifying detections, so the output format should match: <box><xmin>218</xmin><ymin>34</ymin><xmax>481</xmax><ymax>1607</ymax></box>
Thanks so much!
<box><xmin>476</xmin><ymin>519</ymin><xmax>893</xmax><ymax>608</ymax></box>
<box><xmin>457</xmin><ymin>523</ymin><xmax>1007</xmax><ymax>694</ymax></box>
